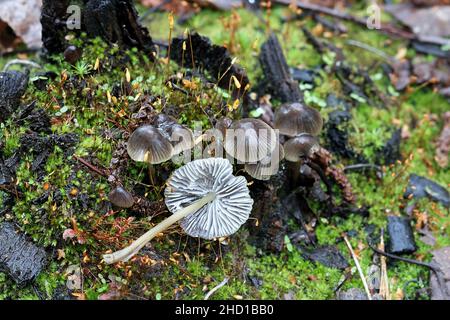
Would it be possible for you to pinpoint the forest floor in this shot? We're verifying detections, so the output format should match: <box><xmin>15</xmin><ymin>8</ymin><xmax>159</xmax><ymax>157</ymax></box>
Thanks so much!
<box><xmin>0</xmin><ymin>2</ymin><xmax>449</xmax><ymax>300</ymax></box>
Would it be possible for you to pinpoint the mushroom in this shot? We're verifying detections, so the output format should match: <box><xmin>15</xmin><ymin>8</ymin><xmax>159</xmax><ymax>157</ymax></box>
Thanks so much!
<box><xmin>108</xmin><ymin>186</ymin><xmax>135</xmax><ymax>208</ymax></box>
<box><xmin>283</xmin><ymin>133</ymin><xmax>321</xmax><ymax>188</ymax></box>
<box><xmin>103</xmin><ymin>158</ymin><xmax>253</xmax><ymax>264</ymax></box>
<box><xmin>224</xmin><ymin>118</ymin><xmax>277</xmax><ymax>163</ymax></box>
<box><xmin>127</xmin><ymin>125</ymin><xmax>174</xmax><ymax>164</ymax></box>
<box><xmin>244</xmin><ymin>142</ymin><xmax>285</xmax><ymax>180</ymax></box>
<box><xmin>127</xmin><ymin>115</ymin><xmax>194</xmax><ymax>184</ymax></box>
<box><xmin>153</xmin><ymin>114</ymin><xmax>195</xmax><ymax>155</ymax></box>
<box><xmin>274</xmin><ymin>102</ymin><xmax>323</xmax><ymax>137</ymax></box>
<box><xmin>284</xmin><ymin>133</ymin><xmax>320</xmax><ymax>162</ymax></box>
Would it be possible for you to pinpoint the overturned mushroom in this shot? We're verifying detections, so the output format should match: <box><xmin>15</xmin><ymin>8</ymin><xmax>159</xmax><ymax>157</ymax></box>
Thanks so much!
<box><xmin>274</xmin><ymin>102</ymin><xmax>323</xmax><ymax>137</ymax></box>
<box><xmin>108</xmin><ymin>186</ymin><xmax>135</xmax><ymax>208</ymax></box>
<box><xmin>103</xmin><ymin>158</ymin><xmax>253</xmax><ymax>264</ymax></box>
<box><xmin>224</xmin><ymin>118</ymin><xmax>277</xmax><ymax>163</ymax></box>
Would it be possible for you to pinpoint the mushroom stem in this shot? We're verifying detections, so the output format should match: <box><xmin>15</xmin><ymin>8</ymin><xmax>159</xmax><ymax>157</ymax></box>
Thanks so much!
<box><xmin>103</xmin><ymin>192</ymin><xmax>216</xmax><ymax>264</ymax></box>
<box><xmin>288</xmin><ymin>161</ymin><xmax>301</xmax><ymax>189</ymax></box>
<box><xmin>148</xmin><ymin>164</ymin><xmax>155</xmax><ymax>186</ymax></box>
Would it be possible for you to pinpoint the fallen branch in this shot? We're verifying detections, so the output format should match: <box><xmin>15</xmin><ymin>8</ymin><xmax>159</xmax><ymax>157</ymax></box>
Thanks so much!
<box><xmin>274</xmin><ymin>0</ymin><xmax>450</xmax><ymax>47</ymax></box>
<box><xmin>73</xmin><ymin>155</ymin><xmax>109</xmax><ymax>178</ymax></box>
<box><xmin>367</xmin><ymin>240</ymin><xmax>450</xmax><ymax>299</ymax></box>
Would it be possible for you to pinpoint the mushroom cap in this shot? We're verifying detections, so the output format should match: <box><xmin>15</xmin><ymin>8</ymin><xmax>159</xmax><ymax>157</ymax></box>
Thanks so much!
<box><xmin>108</xmin><ymin>186</ymin><xmax>135</xmax><ymax>208</ymax></box>
<box><xmin>153</xmin><ymin>114</ymin><xmax>194</xmax><ymax>155</ymax></box>
<box><xmin>224</xmin><ymin>118</ymin><xmax>277</xmax><ymax>163</ymax></box>
<box><xmin>127</xmin><ymin>125</ymin><xmax>174</xmax><ymax>164</ymax></box>
<box><xmin>284</xmin><ymin>133</ymin><xmax>320</xmax><ymax>162</ymax></box>
<box><xmin>214</xmin><ymin>117</ymin><xmax>232</xmax><ymax>137</ymax></box>
<box><xmin>164</xmin><ymin>158</ymin><xmax>253</xmax><ymax>239</ymax></box>
<box><xmin>245</xmin><ymin>143</ymin><xmax>285</xmax><ymax>180</ymax></box>
<box><xmin>274</xmin><ymin>102</ymin><xmax>323</xmax><ymax>137</ymax></box>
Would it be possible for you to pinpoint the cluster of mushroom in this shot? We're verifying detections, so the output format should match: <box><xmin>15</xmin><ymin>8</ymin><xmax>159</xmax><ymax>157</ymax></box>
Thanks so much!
<box><xmin>104</xmin><ymin>115</ymin><xmax>254</xmax><ymax>264</ymax></box>
<box><xmin>211</xmin><ymin>102</ymin><xmax>322</xmax><ymax>181</ymax></box>
<box><xmin>274</xmin><ymin>102</ymin><xmax>323</xmax><ymax>177</ymax></box>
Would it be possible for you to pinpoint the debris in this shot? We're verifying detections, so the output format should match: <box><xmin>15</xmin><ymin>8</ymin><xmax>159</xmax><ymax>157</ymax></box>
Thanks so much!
<box><xmin>430</xmin><ymin>247</ymin><xmax>450</xmax><ymax>300</ymax></box>
<box><xmin>204</xmin><ymin>277</ymin><xmax>229</xmax><ymax>300</ymax></box>
<box><xmin>0</xmin><ymin>0</ymin><xmax>42</xmax><ymax>50</ymax></box>
<box><xmin>337</xmin><ymin>288</ymin><xmax>368</xmax><ymax>300</ymax></box>
<box><xmin>259</xmin><ymin>33</ymin><xmax>302</xmax><ymax>103</ymax></box>
<box><xmin>343</xmin><ymin>235</ymin><xmax>372</xmax><ymax>300</ymax></box>
<box><xmin>305</xmin><ymin>245</ymin><xmax>349</xmax><ymax>270</ymax></box>
<box><xmin>0</xmin><ymin>222</ymin><xmax>47</xmax><ymax>284</ymax></box>
<box><xmin>41</xmin><ymin>0</ymin><xmax>155</xmax><ymax>55</ymax></box>
<box><xmin>170</xmin><ymin>32</ymin><xmax>249</xmax><ymax>99</ymax></box>
<box><xmin>385</xmin><ymin>4</ymin><xmax>450</xmax><ymax>38</ymax></box>
<box><xmin>0</xmin><ymin>70</ymin><xmax>29</xmax><ymax>122</ymax></box>
<box><xmin>376</xmin><ymin>129</ymin><xmax>402</xmax><ymax>165</ymax></box>
<box><xmin>387</xmin><ymin>216</ymin><xmax>417</xmax><ymax>255</ymax></box>
<box><xmin>404</xmin><ymin>174</ymin><xmax>450</xmax><ymax>207</ymax></box>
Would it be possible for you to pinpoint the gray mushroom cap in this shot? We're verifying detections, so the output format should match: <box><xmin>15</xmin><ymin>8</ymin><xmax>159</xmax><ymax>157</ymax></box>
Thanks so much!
<box><xmin>274</xmin><ymin>102</ymin><xmax>323</xmax><ymax>137</ymax></box>
<box><xmin>164</xmin><ymin>158</ymin><xmax>253</xmax><ymax>239</ymax></box>
<box><xmin>224</xmin><ymin>118</ymin><xmax>277</xmax><ymax>163</ymax></box>
<box><xmin>127</xmin><ymin>125</ymin><xmax>174</xmax><ymax>164</ymax></box>
<box><xmin>245</xmin><ymin>143</ymin><xmax>285</xmax><ymax>181</ymax></box>
<box><xmin>108</xmin><ymin>186</ymin><xmax>135</xmax><ymax>208</ymax></box>
<box><xmin>153</xmin><ymin>114</ymin><xmax>194</xmax><ymax>154</ymax></box>
<box><xmin>284</xmin><ymin>133</ymin><xmax>320</xmax><ymax>162</ymax></box>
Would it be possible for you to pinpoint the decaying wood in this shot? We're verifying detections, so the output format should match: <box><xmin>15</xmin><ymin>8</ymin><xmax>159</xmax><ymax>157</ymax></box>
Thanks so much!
<box><xmin>41</xmin><ymin>0</ymin><xmax>155</xmax><ymax>56</ymax></box>
<box><xmin>274</xmin><ymin>0</ymin><xmax>450</xmax><ymax>47</ymax></box>
<box><xmin>259</xmin><ymin>33</ymin><xmax>302</xmax><ymax>103</ymax></box>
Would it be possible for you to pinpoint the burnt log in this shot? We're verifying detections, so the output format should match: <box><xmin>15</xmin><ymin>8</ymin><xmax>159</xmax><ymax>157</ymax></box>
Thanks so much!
<box><xmin>41</xmin><ymin>0</ymin><xmax>155</xmax><ymax>56</ymax></box>
<box><xmin>0</xmin><ymin>70</ymin><xmax>29</xmax><ymax>123</ymax></box>
<box><xmin>0</xmin><ymin>222</ymin><xmax>47</xmax><ymax>284</ymax></box>
<box><xmin>170</xmin><ymin>33</ymin><xmax>249</xmax><ymax>100</ymax></box>
<box><xmin>259</xmin><ymin>33</ymin><xmax>302</xmax><ymax>103</ymax></box>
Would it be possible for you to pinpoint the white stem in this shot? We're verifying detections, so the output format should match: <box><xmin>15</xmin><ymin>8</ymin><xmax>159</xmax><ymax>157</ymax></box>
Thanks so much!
<box><xmin>103</xmin><ymin>192</ymin><xmax>216</xmax><ymax>264</ymax></box>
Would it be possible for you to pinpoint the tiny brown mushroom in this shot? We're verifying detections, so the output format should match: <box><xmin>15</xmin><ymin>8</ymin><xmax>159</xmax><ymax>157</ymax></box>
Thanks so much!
<box><xmin>224</xmin><ymin>118</ymin><xmax>277</xmax><ymax>163</ymax></box>
<box><xmin>108</xmin><ymin>186</ymin><xmax>134</xmax><ymax>208</ymax></box>
<box><xmin>274</xmin><ymin>102</ymin><xmax>323</xmax><ymax>137</ymax></box>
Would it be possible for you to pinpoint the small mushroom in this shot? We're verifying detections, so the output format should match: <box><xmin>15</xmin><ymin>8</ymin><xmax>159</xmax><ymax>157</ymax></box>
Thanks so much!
<box><xmin>245</xmin><ymin>142</ymin><xmax>285</xmax><ymax>180</ymax></box>
<box><xmin>103</xmin><ymin>158</ymin><xmax>253</xmax><ymax>264</ymax></box>
<box><xmin>283</xmin><ymin>133</ymin><xmax>320</xmax><ymax>188</ymax></box>
<box><xmin>108</xmin><ymin>186</ymin><xmax>134</xmax><ymax>208</ymax></box>
<box><xmin>127</xmin><ymin>125</ymin><xmax>174</xmax><ymax>164</ymax></box>
<box><xmin>284</xmin><ymin>133</ymin><xmax>320</xmax><ymax>162</ymax></box>
<box><xmin>274</xmin><ymin>102</ymin><xmax>323</xmax><ymax>137</ymax></box>
<box><xmin>224</xmin><ymin>118</ymin><xmax>277</xmax><ymax>163</ymax></box>
<box><xmin>153</xmin><ymin>114</ymin><xmax>194</xmax><ymax>155</ymax></box>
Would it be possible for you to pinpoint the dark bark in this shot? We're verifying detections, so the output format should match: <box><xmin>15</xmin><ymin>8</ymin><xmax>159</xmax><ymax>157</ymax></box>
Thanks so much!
<box><xmin>259</xmin><ymin>33</ymin><xmax>302</xmax><ymax>103</ymax></box>
<box><xmin>41</xmin><ymin>0</ymin><xmax>155</xmax><ymax>56</ymax></box>
<box><xmin>0</xmin><ymin>222</ymin><xmax>47</xmax><ymax>284</ymax></box>
<box><xmin>170</xmin><ymin>33</ymin><xmax>249</xmax><ymax>100</ymax></box>
<box><xmin>0</xmin><ymin>71</ymin><xmax>29</xmax><ymax>123</ymax></box>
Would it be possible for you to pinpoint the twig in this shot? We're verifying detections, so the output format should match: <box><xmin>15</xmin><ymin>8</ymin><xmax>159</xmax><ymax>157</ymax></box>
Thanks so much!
<box><xmin>367</xmin><ymin>241</ymin><xmax>449</xmax><ymax>299</ymax></box>
<box><xmin>344</xmin><ymin>163</ymin><xmax>384</xmax><ymax>178</ymax></box>
<box><xmin>343</xmin><ymin>235</ymin><xmax>372</xmax><ymax>300</ymax></box>
<box><xmin>378</xmin><ymin>229</ymin><xmax>390</xmax><ymax>300</ymax></box>
<box><xmin>345</xmin><ymin>39</ymin><xmax>395</xmax><ymax>63</ymax></box>
<box><xmin>204</xmin><ymin>277</ymin><xmax>229</xmax><ymax>300</ymax></box>
<box><xmin>73</xmin><ymin>155</ymin><xmax>109</xmax><ymax>178</ymax></box>
<box><xmin>274</xmin><ymin>0</ymin><xmax>450</xmax><ymax>47</ymax></box>
<box><xmin>3</xmin><ymin>59</ymin><xmax>42</xmax><ymax>72</ymax></box>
